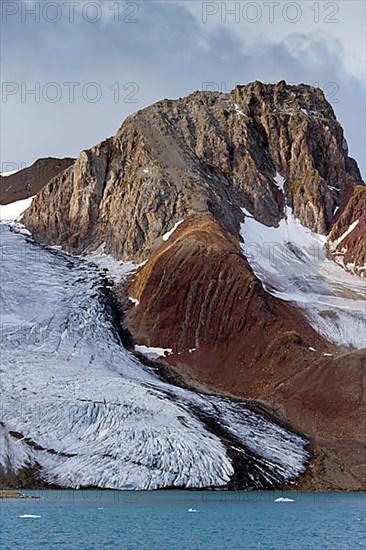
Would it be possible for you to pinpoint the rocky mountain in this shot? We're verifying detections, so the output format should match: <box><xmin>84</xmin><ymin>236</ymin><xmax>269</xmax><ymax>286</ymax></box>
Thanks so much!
<box><xmin>5</xmin><ymin>81</ymin><xmax>366</xmax><ymax>490</ymax></box>
<box><xmin>0</xmin><ymin>157</ymin><xmax>74</xmax><ymax>205</ymax></box>
<box><xmin>24</xmin><ymin>81</ymin><xmax>363</xmax><ymax>257</ymax></box>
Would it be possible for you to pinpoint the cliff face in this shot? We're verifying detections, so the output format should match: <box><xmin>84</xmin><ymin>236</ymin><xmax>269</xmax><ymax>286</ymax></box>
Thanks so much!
<box><xmin>21</xmin><ymin>81</ymin><xmax>366</xmax><ymax>490</ymax></box>
<box><xmin>23</xmin><ymin>81</ymin><xmax>363</xmax><ymax>260</ymax></box>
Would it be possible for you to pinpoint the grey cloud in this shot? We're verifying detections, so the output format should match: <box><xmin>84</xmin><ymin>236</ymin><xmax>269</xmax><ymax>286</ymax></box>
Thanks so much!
<box><xmin>1</xmin><ymin>1</ymin><xmax>364</xmax><ymax>177</ymax></box>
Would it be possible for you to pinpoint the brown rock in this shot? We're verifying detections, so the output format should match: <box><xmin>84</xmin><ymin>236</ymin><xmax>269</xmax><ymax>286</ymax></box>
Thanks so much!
<box><xmin>0</xmin><ymin>157</ymin><xmax>74</xmax><ymax>205</ymax></box>
<box><xmin>23</xmin><ymin>81</ymin><xmax>363</xmax><ymax>258</ymax></box>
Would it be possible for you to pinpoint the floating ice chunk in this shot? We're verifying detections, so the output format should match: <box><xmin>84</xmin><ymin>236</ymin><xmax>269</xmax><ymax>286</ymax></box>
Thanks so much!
<box><xmin>19</xmin><ymin>515</ymin><xmax>42</xmax><ymax>518</ymax></box>
<box><xmin>274</xmin><ymin>497</ymin><xmax>294</xmax><ymax>503</ymax></box>
<box><xmin>187</xmin><ymin>508</ymin><xmax>198</xmax><ymax>512</ymax></box>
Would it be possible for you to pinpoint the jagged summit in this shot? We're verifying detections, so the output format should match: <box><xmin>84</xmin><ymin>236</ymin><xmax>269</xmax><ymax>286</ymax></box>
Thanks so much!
<box><xmin>23</xmin><ymin>81</ymin><xmax>363</xmax><ymax>262</ymax></box>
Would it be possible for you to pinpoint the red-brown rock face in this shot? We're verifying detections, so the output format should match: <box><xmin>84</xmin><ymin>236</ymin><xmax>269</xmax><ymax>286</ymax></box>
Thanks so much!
<box><xmin>125</xmin><ymin>215</ymin><xmax>366</xmax><ymax>489</ymax></box>
<box><xmin>126</xmin><ymin>214</ymin><xmax>330</xmax><ymax>396</ymax></box>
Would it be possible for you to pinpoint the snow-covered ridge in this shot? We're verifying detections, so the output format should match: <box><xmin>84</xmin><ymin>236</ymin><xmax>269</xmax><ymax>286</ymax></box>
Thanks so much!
<box><xmin>240</xmin><ymin>208</ymin><xmax>366</xmax><ymax>349</ymax></box>
<box><xmin>0</xmin><ymin>224</ymin><xmax>309</xmax><ymax>490</ymax></box>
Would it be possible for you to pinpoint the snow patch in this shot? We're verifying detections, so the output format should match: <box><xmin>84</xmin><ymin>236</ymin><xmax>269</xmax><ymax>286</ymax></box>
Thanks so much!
<box><xmin>240</xmin><ymin>208</ymin><xmax>366</xmax><ymax>348</ymax></box>
<box><xmin>1</xmin><ymin>168</ymin><xmax>22</xmax><ymax>177</ymax></box>
<box><xmin>162</xmin><ymin>220</ymin><xmax>184</xmax><ymax>241</ymax></box>
<box><xmin>135</xmin><ymin>345</ymin><xmax>172</xmax><ymax>360</ymax></box>
<box><xmin>329</xmin><ymin>220</ymin><xmax>359</xmax><ymax>250</ymax></box>
<box><xmin>274</xmin><ymin>172</ymin><xmax>285</xmax><ymax>191</ymax></box>
<box><xmin>242</xmin><ymin>207</ymin><xmax>254</xmax><ymax>218</ymax></box>
<box><xmin>233</xmin><ymin>103</ymin><xmax>249</xmax><ymax>118</ymax></box>
<box><xmin>87</xmin><ymin>245</ymin><xmax>140</xmax><ymax>282</ymax></box>
<box><xmin>0</xmin><ymin>197</ymin><xmax>34</xmax><ymax>222</ymax></box>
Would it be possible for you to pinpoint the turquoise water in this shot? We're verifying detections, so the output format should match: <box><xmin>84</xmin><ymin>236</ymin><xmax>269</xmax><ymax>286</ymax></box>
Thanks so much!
<box><xmin>1</xmin><ymin>491</ymin><xmax>365</xmax><ymax>549</ymax></box>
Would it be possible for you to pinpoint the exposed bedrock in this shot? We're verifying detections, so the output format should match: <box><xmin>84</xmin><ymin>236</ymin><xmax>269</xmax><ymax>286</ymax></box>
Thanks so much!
<box><xmin>23</xmin><ymin>81</ymin><xmax>363</xmax><ymax>259</ymax></box>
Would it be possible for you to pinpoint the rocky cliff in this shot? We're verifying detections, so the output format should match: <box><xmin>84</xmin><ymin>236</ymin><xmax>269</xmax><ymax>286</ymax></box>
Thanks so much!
<box><xmin>23</xmin><ymin>81</ymin><xmax>363</xmax><ymax>257</ymax></box>
<box><xmin>22</xmin><ymin>81</ymin><xmax>366</xmax><ymax>490</ymax></box>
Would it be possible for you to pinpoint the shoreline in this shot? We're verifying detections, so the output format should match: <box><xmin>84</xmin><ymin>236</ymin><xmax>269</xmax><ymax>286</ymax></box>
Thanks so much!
<box><xmin>1</xmin><ymin>487</ymin><xmax>364</xmax><ymax>495</ymax></box>
<box><xmin>0</xmin><ymin>490</ymin><xmax>39</xmax><ymax>500</ymax></box>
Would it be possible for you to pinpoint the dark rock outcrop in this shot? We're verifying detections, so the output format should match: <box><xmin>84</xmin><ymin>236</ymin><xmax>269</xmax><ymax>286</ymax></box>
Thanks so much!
<box><xmin>0</xmin><ymin>157</ymin><xmax>74</xmax><ymax>204</ymax></box>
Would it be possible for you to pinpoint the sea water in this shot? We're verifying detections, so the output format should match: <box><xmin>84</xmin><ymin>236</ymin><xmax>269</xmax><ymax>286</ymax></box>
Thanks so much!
<box><xmin>0</xmin><ymin>490</ymin><xmax>365</xmax><ymax>549</ymax></box>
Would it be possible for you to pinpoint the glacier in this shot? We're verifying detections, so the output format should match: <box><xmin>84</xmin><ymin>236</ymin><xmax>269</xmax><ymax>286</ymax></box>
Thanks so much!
<box><xmin>0</xmin><ymin>223</ymin><xmax>309</xmax><ymax>490</ymax></box>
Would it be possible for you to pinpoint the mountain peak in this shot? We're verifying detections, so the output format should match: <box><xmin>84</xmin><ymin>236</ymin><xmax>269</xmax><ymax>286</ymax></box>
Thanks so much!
<box><xmin>23</xmin><ymin>80</ymin><xmax>363</xmax><ymax>261</ymax></box>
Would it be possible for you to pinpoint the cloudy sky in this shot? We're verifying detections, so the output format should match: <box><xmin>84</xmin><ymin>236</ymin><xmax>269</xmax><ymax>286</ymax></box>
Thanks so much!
<box><xmin>1</xmin><ymin>0</ymin><xmax>365</xmax><ymax>176</ymax></box>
